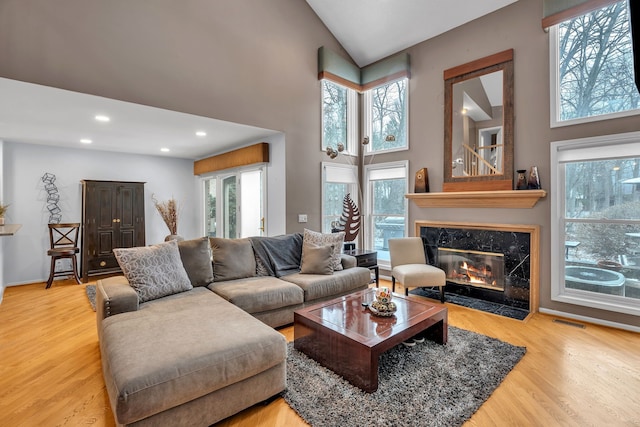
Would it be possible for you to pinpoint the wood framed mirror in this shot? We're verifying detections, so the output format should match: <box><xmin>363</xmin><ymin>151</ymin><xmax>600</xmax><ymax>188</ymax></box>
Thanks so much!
<box><xmin>443</xmin><ymin>49</ymin><xmax>514</xmax><ymax>192</ymax></box>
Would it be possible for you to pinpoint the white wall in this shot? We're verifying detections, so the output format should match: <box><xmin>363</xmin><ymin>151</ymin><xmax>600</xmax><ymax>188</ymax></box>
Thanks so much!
<box><xmin>2</xmin><ymin>142</ymin><xmax>197</xmax><ymax>286</ymax></box>
<box><xmin>0</xmin><ymin>140</ymin><xmax>4</xmax><ymax>302</ymax></box>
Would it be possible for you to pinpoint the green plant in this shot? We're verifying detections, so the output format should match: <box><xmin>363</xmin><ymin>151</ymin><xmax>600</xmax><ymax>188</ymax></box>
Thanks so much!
<box><xmin>0</xmin><ymin>203</ymin><xmax>9</xmax><ymax>217</ymax></box>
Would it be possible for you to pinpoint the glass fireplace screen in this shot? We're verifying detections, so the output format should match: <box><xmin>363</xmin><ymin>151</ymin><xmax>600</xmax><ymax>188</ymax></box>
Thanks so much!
<box><xmin>438</xmin><ymin>248</ymin><xmax>505</xmax><ymax>291</ymax></box>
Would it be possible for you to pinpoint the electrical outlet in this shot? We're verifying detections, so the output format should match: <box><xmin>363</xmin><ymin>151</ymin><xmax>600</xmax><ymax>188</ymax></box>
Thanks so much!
<box><xmin>298</xmin><ymin>214</ymin><xmax>308</xmax><ymax>223</ymax></box>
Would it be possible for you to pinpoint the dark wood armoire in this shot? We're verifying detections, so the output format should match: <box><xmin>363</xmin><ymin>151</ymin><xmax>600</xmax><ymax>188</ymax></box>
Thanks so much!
<box><xmin>81</xmin><ymin>180</ymin><xmax>145</xmax><ymax>282</ymax></box>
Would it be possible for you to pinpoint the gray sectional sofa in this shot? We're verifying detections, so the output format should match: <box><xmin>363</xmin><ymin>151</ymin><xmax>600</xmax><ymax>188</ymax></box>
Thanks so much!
<box><xmin>96</xmin><ymin>232</ymin><xmax>371</xmax><ymax>426</ymax></box>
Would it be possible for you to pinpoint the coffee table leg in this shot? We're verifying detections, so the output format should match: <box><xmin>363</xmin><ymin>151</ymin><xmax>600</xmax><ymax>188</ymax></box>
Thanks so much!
<box><xmin>423</xmin><ymin>318</ymin><xmax>448</xmax><ymax>344</ymax></box>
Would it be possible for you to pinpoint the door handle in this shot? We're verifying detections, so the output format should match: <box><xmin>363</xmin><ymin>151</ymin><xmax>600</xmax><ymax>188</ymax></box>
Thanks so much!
<box><xmin>259</xmin><ymin>217</ymin><xmax>265</xmax><ymax>233</ymax></box>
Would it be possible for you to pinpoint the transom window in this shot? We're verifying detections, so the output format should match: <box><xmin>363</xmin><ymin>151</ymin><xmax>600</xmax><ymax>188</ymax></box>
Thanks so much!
<box><xmin>364</xmin><ymin>78</ymin><xmax>409</xmax><ymax>153</ymax></box>
<box><xmin>549</xmin><ymin>0</ymin><xmax>640</xmax><ymax>126</ymax></box>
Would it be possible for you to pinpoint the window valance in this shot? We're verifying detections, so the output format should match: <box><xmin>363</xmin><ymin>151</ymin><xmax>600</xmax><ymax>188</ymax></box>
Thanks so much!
<box><xmin>318</xmin><ymin>46</ymin><xmax>410</xmax><ymax>92</ymax></box>
<box><xmin>542</xmin><ymin>0</ymin><xmax>619</xmax><ymax>28</ymax></box>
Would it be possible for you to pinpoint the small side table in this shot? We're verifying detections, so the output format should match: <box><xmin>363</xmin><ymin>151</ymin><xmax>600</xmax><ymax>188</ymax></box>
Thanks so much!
<box><xmin>344</xmin><ymin>249</ymin><xmax>379</xmax><ymax>286</ymax></box>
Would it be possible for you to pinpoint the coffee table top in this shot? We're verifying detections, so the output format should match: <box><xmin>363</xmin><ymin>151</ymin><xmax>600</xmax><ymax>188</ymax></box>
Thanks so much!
<box><xmin>295</xmin><ymin>288</ymin><xmax>447</xmax><ymax>347</ymax></box>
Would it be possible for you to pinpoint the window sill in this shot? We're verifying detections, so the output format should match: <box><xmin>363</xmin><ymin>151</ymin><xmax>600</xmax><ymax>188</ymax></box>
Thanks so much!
<box><xmin>405</xmin><ymin>190</ymin><xmax>547</xmax><ymax>208</ymax></box>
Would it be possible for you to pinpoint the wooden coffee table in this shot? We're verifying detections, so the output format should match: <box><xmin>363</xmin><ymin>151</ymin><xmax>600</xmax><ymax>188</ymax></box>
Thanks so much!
<box><xmin>293</xmin><ymin>288</ymin><xmax>448</xmax><ymax>392</ymax></box>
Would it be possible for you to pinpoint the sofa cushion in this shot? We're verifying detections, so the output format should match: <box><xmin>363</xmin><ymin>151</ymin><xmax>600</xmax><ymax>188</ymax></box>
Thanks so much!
<box><xmin>100</xmin><ymin>289</ymin><xmax>287</xmax><ymax>425</ymax></box>
<box><xmin>300</xmin><ymin>244</ymin><xmax>334</xmax><ymax>275</ymax></box>
<box><xmin>210</xmin><ymin>237</ymin><xmax>256</xmax><ymax>281</ymax></box>
<box><xmin>113</xmin><ymin>240</ymin><xmax>192</xmax><ymax>303</ymax></box>
<box><xmin>281</xmin><ymin>267</ymin><xmax>371</xmax><ymax>301</ymax></box>
<box><xmin>178</xmin><ymin>237</ymin><xmax>214</xmax><ymax>287</ymax></box>
<box><xmin>303</xmin><ymin>229</ymin><xmax>344</xmax><ymax>271</ymax></box>
<box><xmin>208</xmin><ymin>276</ymin><xmax>304</xmax><ymax>314</ymax></box>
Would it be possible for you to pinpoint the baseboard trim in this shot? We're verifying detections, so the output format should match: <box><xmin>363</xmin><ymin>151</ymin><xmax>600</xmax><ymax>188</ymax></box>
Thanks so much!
<box><xmin>539</xmin><ymin>308</ymin><xmax>640</xmax><ymax>333</ymax></box>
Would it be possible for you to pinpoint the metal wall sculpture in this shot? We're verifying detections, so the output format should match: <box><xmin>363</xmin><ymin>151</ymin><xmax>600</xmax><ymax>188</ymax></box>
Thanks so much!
<box><xmin>41</xmin><ymin>172</ymin><xmax>61</xmax><ymax>223</ymax></box>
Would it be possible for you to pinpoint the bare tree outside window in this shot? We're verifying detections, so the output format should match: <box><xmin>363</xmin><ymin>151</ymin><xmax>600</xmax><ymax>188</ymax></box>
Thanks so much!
<box><xmin>558</xmin><ymin>1</ymin><xmax>640</xmax><ymax>121</ymax></box>
<box><xmin>370</xmin><ymin>79</ymin><xmax>407</xmax><ymax>151</ymax></box>
<box><xmin>322</xmin><ymin>80</ymin><xmax>348</xmax><ymax>150</ymax></box>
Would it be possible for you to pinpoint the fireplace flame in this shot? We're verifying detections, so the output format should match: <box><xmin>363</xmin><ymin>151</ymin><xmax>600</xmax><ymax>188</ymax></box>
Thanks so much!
<box><xmin>456</xmin><ymin>261</ymin><xmax>496</xmax><ymax>286</ymax></box>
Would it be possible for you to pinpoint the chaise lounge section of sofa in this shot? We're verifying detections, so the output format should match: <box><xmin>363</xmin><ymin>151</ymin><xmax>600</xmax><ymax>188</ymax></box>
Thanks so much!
<box><xmin>96</xmin><ymin>232</ymin><xmax>371</xmax><ymax>426</ymax></box>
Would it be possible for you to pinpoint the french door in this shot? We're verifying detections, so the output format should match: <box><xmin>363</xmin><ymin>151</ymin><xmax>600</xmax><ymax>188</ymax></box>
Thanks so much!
<box><xmin>204</xmin><ymin>166</ymin><xmax>266</xmax><ymax>238</ymax></box>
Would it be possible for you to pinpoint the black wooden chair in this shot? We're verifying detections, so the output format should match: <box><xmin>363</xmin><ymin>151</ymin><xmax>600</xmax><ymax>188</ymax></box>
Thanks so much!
<box><xmin>46</xmin><ymin>223</ymin><xmax>81</xmax><ymax>289</ymax></box>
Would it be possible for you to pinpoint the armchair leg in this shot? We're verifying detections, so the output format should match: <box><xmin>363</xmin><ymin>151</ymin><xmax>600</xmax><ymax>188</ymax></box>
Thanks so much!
<box><xmin>392</xmin><ymin>277</ymin><xmax>396</xmax><ymax>292</ymax></box>
<box><xmin>440</xmin><ymin>286</ymin><xmax>445</xmax><ymax>303</ymax></box>
<box><xmin>405</xmin><ymin>287</ymin><xmax>409</xmax><ymax>296</ymax></box>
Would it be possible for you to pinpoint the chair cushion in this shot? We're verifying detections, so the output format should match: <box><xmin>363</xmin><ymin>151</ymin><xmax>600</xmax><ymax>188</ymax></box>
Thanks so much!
<box><xmin>300</xmin><ymin>244</ymin><xmax>334</xmax><ymax>275</ymax></box>
<box><xmin>392</xmin><ymin>264</ymin><xmax>446</xmax><ymax>288</ymax></box>
<box><xmin>209</xmin><ymin>237</ymin><xmax>256</xmax><ymax>281</ymax></box>
<box><xmin>303</xmin><ymin>229</ymin><xmax>344</xmax><ymax>271</ymax></box>
<box><xmin>177</xmin><ymin>237</ymin><xmax>214</xmax><ymax>287</ymax></box>
<box><xmin>113</xmin><ymin>240</ymin><xmax>192</xmax><ymax>303</ymax></box>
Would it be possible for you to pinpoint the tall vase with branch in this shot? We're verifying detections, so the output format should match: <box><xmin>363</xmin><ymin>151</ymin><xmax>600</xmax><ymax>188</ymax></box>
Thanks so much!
<box><xmin>152</xmin><ymin>195</ymin><xmax>182</xmax><ymax>241</ymax></box>
<box><xmin>0</xmin><ymin>203</ymin><xmax>9</xmax><ymax>226</ymax></box>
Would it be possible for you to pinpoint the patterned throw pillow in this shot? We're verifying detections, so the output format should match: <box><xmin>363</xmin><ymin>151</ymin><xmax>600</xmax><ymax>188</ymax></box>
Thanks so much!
<box><xmin>302</xmin><ymin>229</ymin><xmax>344</xmax><ymax>271</ymax></box>
<box><xmin>113</xmin><ymin>240</ymin><xmax>193</xmax><ymax>303</ymax></box>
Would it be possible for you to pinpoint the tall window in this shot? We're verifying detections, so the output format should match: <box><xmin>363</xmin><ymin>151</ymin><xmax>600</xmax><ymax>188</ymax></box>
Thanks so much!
<box><xmin>321</xmin><ymin>80</ymin><xmax>358</xmax><ymax>154</ymax></box>
<box><xmin>551</xmin><ymin>131</ymin><xmax>640</xmax><ymax>316</ymax></box>
<box><xmin>203</xmin><ymin>165</ymin><xmax>266</xmax><ymax>238</ymax></box>
<box><xmin>322</xmin><ymin>163</ymin><xmax>358</xmax><ymax>233</ymax></box>
<box><xmin>550</xmin><ymin>0</ymin><xmax>640</xmax><ymax>126</ymax></box>
<box><xmin>364</xmin><ymin>161</ymin><xmax>408</xmax><ymax>266</ymax></box>
<box><xmin>364</xmin><ymin>78</ymin><xmax>409</xmax><ymax>153</ymax></box>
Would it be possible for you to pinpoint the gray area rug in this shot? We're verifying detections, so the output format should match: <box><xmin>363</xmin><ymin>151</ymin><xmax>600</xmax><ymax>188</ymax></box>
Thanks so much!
<box><xmin>284</xmin><ymin>326</ymin><xmax>525</xmax><ymax>427</ymax></box>
<box><xmin>85</xmin><ymin>285</ymin><xmax>96</xmax><ymax>311</ymax></box>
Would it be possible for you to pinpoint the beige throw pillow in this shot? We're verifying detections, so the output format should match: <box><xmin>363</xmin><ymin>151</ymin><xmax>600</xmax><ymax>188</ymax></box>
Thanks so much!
<box><xmin>300</xmin><ymin>244</ymin><xmax>335</xmax><ymax>275</ymax></box>
<box><xmin>302</xmin><ymin>229</ymin><xmax>344</xmax><ymax>271</ymax></box>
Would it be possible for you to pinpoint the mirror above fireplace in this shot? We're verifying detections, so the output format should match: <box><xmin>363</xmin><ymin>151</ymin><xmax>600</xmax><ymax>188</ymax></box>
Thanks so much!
<box><xmin>443</xmin><ymin>49</ymin><xmax>514</xmax><ymax>192</ymax></box>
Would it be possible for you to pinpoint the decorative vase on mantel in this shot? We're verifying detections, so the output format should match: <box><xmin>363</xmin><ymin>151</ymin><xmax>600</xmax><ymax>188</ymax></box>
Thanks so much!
<box><xmin>164</xmin><ymin>234</ymin><xmax>184</xmax><ymax>242</ymax></box>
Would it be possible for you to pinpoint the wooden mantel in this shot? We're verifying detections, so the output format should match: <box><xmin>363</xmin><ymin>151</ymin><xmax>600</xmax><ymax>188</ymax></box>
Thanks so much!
<box><xmin>406</xmin><ymin>189</ymin><xmax>546</xmax><ymax>209</ymax></box>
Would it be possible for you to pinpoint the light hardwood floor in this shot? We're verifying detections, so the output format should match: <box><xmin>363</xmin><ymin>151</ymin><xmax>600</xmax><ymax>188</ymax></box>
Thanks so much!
<box><xmin>0</xmin><ymin>279</ymin><xmax>638</xmax><ymax>427</ymax></box>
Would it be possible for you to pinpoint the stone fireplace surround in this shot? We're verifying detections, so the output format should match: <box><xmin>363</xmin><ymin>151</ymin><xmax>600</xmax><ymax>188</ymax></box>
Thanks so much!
<box><xmin>416</xmin><ymin>221</ymin><xmax>540</xmax><ymax>314</ymax></box>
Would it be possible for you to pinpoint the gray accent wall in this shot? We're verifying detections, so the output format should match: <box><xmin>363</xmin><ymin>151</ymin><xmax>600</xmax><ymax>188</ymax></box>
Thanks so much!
<box><xmin>0</xmin><ymin>0</ymin><xmax>639</xmax><ymax>328</ymax></box>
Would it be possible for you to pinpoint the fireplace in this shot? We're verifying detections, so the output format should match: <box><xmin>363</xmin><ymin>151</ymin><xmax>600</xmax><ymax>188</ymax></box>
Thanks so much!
<box><xmin>417</xmin><ymin>221</ymin><xmax>539</xmax><ymax>313</ymax></box>
<box><xmin>438</xmin><ymin>248</ymin><xmax>505</xmax><ymax>291</ymax></box>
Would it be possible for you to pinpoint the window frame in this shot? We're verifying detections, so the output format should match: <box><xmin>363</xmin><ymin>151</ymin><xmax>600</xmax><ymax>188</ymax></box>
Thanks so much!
<box><xmin>550</xmin><ymin>130</ymin><xmax>640</xmax><ymax>316</ymax></box>
<box><xmin>321</xmin><ymin>79</ymin><xmax>359</xmax><ymax>156</ymax></box>
<box><xmin>321</xmin><ymin>162</ymin><xmax>359</xmax><ymax>234</ymax></box>
<box><xmin>549</xmin><ymin>0</ymin><xmax>640</xmax><ymax>128</ymax></box>
<box><xmin>363</xmin><ymin>77</ymin><xmax>409</xmax><ymax>154</ymax></box>
<box><xmin>363</xmin><ymin>160</ymin><xmax>409</xmax><ymax>268</ymax></box>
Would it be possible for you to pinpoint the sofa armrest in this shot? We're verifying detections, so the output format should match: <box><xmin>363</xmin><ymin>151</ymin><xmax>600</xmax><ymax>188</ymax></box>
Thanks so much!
<box><xmin>340</xmin><ymin>254</ymin><xmax>357</xmax><ymax>269</ymax></box>
<box><xmin>96</xmin><ymin>276</ymin><xmax>139</xmax><ymax>331</ymax></box>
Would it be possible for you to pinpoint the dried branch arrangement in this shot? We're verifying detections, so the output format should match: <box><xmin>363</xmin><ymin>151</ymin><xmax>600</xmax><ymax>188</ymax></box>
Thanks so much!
<box><xmin>152</xmin><ymin>195</ymin><xmax>178</xmax><ymax>235</ymax></box>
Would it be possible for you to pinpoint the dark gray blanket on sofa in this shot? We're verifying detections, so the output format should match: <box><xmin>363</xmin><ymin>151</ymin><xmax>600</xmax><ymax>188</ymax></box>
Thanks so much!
<box><xmin>249</xmin><ymin>233</ymin><xmax>303</xmax><ymax>277</ymax></box>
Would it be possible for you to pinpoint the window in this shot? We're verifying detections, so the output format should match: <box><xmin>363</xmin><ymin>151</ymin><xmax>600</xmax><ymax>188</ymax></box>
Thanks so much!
<box><xmin>203</xmin><ymin>165</ymin><xmax>266</xmax><ymax>238</ymax></box>
<box><xmin>550</xmin><ymin>0</ymin><xmax>640</xmax><ymax>126</ymax></box>
<box><xmin>364</xmin><ymin>78</ymin><xmax>409</xmax><ymax>153</ymax></box>
<box><xmin>551</xmin><ymin>131</ymin><xmax>640</xmax><ymax>316</ymax></box>
<box><xmin>322</xmin><ymin>163</ymin><xmax>358</xmax><ymax>233</ymax></box>
<box><xmin>321</xmin><ymin>80</ymin><xmax>358</xmax><ymax>155</ymax></box>
<box><xmin>364</xmin><ymin>161</ymin><xmax>408</xmax><ymax>266</ymax></box>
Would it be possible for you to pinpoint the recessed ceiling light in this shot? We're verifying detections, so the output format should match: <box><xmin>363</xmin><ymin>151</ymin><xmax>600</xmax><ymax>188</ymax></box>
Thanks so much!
<box><xmin>80</xmin><ymin>139</ymin><xmax>92</xmax><ymax>144</ymax></box>
<box><xmin>160</xmin><ymin>148</ymin><xmax>170</xmax><ymax>152</ymax></box>
<box><xmin>196</xmin><ymin>131</ymin><xmax>207</xmax><ymax>137</ymax></box>
<box><xmin>95</xmin><ymin>115</ymin><xmax>110</xmax><ymax>122</ymax></box>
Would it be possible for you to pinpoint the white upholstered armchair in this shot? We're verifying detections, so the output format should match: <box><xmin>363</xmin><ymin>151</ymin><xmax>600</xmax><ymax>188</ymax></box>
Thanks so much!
<box><xmin>388</xmin><ymin>237</ymin><xmax>446</xmax><ymax>302</ymax></box>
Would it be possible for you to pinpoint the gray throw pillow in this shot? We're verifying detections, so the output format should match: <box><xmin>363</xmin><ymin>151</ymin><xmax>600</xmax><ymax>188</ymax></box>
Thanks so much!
<box><xmin>300</xmin><ymin>244</ymin><xmax>335</xmax><ymax>275</ymax></box>
<box><xmin>177</xmin><ymin>237</ymin><xmax>214</xmax><ymax>287</ymax></box>
<box><xmin>209</xmin><ymin>237</ymin><xmax>256</xmax><ymax>281</ymax></box>
<box><xmin>113</xmin><ymin>240</ymin><xmax>193</xmax><ymax>303</ymax></box>
<box><xmin>303</xmin><ymin>229</ymin><xmax>345</xmax><ymax>271</ymax></box>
